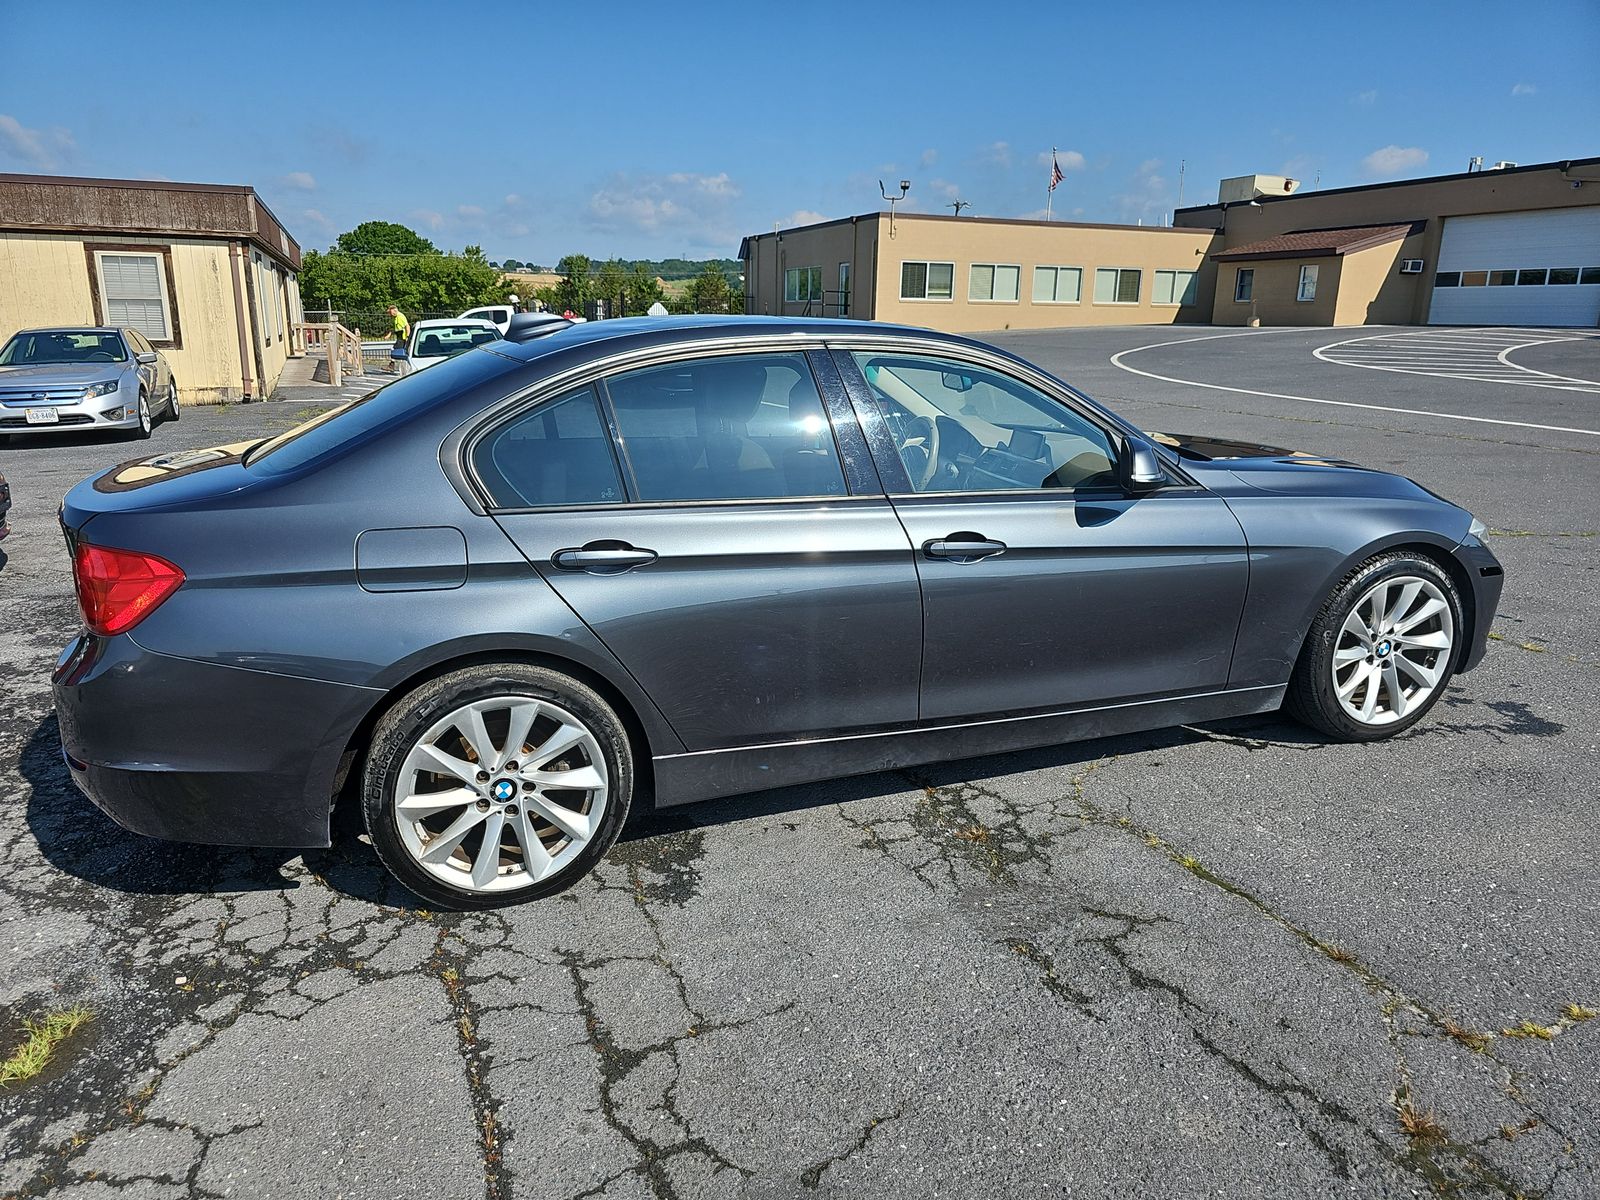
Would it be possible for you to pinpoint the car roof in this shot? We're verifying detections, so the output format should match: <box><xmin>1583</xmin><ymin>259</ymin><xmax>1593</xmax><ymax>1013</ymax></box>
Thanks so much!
<box><xmin>413</xmin><ymin>318</ymin><xmax>499</xmax><ymax>331</ymax></box>
<box><xmin>10</xmin><ymin>326</ymin><xmax>123</xmax><ymax>336</ymax></box>
<box><xmin>482</xmin><ymin>314</ymin><xmax>997</xmax><ymax>365</ymax></box>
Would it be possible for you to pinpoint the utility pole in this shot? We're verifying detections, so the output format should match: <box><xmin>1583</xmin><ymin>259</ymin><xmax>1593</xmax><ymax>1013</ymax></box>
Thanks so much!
<box><xmin>1178</xmin><ymin>158</ymin><xmax>1186</xmax><ymax>209</ymax></box>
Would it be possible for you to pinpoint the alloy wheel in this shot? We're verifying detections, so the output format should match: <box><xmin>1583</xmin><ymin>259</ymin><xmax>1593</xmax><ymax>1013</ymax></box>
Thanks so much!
<box><xmin>1330</xmin><ymin>575</ymin><xmax>1454</xmax><ymax>726</ymax></box>
<box><xmin>137</xmin><ymin>395</ymin><xmax>152</xmax><ymax>435</ymax></box>
<box><xmin>392</xmin><ymin>695</ymin><xmax>609</xmax><ymax>894</ymax></box>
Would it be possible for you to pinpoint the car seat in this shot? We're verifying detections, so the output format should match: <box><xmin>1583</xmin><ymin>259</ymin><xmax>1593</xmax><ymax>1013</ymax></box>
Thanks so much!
<box><xmin>685</xmin><ymin>361</ymin><xmax>783</xmax><ymax>497</ymax></box>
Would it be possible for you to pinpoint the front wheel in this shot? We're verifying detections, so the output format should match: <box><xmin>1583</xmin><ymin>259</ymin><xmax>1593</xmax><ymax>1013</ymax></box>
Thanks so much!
<box><xmin>1285</xmin><ymin>552</ymin><xmax>1462</xmax><ymax>741</ymax></box>
<box><xmin>362</xmin><ymin>664</ymin><xmax>633</xmax><ymax>908</ymax></box>
<box><xmin>165</xmin><ymin>379</ymin><xmax>180</xmax><ymax>421</ymax></box>
<box><xmin>127</xmin><ymin>392</ymin><xmax>153</xmax><ymax>440</ymax></box>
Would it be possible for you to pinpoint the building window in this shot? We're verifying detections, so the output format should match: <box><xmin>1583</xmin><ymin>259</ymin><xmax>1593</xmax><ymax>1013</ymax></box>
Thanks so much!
<box><xmin>784</xmin><ymin>266</ymin><xmax>823</xmax><ymax>304</ymax></box>
<box><xmin>838</xmin><ymin>262</ymin><xmax>851</xmax><ymax>312</ymax></box>
<box><xmin>1434</xmin><ymin>272</ymin><xmax>1461</xmax><ymax>288</ymax></box>
<box><xmin>1517</xmin><ymin>268</ymin><xmax>1548</xmax><ymax>286</ymax></box>
<box><xmin>95</xmin><ymin>251</ymin><xmax>172</xmax><ymax>341</ymax></box>
<box><xmin>901</xmin><ymin>261</ymin><xmax>954</xmax><ymax>300</ymax></box>
<box><xmin>1489</xmin><ymin>270</ymin><xmax>1517</xmax><ymax>286</ymax></box>
<box><xmin>1297</xmin><ymin>265</ymin><xmax>1319</xmax><ymax>302</ymax></box>
<box><xmin>1093</xmin><ymin>267</ymin><xmax>1141</xmax><ymax>304</ymax></box>
<box><xmin>1233</xmin><ymin>269</ymin><xmax>1254</xmax><ymax>302</ymax></box>
<box><xmin>1153</xmin><ymin>269</ymin><xmax>1198</xmax><ymax>306</ymax></box>
<box><xmin>1548</xmin><ymin>268</ymin><xmax>1580</xmax><ymax>286</ymax></box>
<box><xmin>1581</xmin><ymin>267</ymin><xmax>1600</xmax><ymax>284</ymax></box>
<box><xmin>969</xmin><ymin>264</ymin><xmax>1020</xmax><ymax>302</ymax></box>
<box><xmin>1460</xmin><ymin>271</ymin><xmax>1488</xmax><ymax>287</ymax></box>
<box><xmin>1032</xmin><ymin>266</ymin><xmax>1082</xmax><ymax>304</ymax></box>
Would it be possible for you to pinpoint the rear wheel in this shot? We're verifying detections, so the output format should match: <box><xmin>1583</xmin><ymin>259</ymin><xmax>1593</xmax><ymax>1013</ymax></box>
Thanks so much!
<box><xmin>362</xmin><ymin>664</ymin><xmax>633</xmax><ymax>908</ymax></box>
<box><xmin>1286</xmin><ymin>551</ymin><xmax>1462</xmax><ymax>740</ymax></box>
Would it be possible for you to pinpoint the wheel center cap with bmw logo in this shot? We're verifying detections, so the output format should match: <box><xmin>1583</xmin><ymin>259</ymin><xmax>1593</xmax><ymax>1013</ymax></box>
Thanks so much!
<box><xmin>1376</xmin><ymin>640</ymin><xmax>1392</xmax><ymax>657</ymax></box>
<box><xmin>492</xmin><ymin>780</ymin><xmax>516</xmax><ymax>801</ymax></box>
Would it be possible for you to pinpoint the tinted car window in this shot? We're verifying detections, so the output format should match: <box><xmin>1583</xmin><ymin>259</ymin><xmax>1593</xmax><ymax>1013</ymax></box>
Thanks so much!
<box><xmin>413</xmin><ymin>323</ymin><xmax>501</xmax><ymax>359</ymax></box>
<box><xmin>852</xmin><ymin>351</ymin><xmax>1117</xmax><ymax>492</ymax></box>
<box><xmin>605</xmin><ymin>353</ymin><xmax>846</xmax><ymax>502</ymax></box>
<box><xmin>0</xmin><ymin>330</ymin><xmax>127</xmax><ymax>365</ymax></box>
<box><xmin>472</xmin><ymin>387</ymin><xmax>625</xmax><ymax>508</ymax></box>
<box><xmin>126</xmin><ymin>330</ymin><xmax>153</xmax><ymax>355</ymax></box>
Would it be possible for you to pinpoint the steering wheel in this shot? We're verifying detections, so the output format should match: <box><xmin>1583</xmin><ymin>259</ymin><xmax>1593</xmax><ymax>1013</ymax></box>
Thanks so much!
<box><xmin>897</xmin><ymin>415</ymin><xmax>941</xmax><ymax>489</ymax></box>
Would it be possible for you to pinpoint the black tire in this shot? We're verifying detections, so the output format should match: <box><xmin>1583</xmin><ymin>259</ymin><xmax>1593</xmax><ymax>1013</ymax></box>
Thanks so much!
<box><xmin>362</xmin><ymin>663</ymin><xmax>633</xmax><ymax>909</ymax></box>
<box><xmin>166</xmin><ymin>380</ymin><xmax>180</xmax><ymax>421</ymax></box>
<box><xmin>1285</xmin><ymin>550</ymin><xmax>1463</xmax><ymax>741</ymax></box>
<box><xmin>128</xmin><ymin>391</ymin><xmax>153</xmax><ymax>440</ymax></box>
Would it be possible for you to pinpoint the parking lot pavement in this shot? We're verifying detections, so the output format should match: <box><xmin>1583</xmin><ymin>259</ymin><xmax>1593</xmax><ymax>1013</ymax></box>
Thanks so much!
<box><xmin>1</xmin><ymin>332</ymin><xmax>1597</xmax><ymax>1199</ymax></box>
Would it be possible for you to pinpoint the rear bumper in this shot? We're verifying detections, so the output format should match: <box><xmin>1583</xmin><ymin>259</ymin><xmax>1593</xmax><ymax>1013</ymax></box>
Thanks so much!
<box><xmin>52</xmin><ymin>632</ymin><xmax>382</xmax><ymax>848</ymax></box>
<box><xmin>1454</xmin><ymin>535</ymin><xmax>1505</xmax><ymax>673</ymax></box>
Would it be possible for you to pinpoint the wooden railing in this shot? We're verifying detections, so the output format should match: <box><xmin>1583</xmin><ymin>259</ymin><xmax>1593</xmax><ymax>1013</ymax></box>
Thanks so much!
<box><xmin>293</xmin><ymin>321</ymin><xmax>365</xmax><ymax>386</ymax></box>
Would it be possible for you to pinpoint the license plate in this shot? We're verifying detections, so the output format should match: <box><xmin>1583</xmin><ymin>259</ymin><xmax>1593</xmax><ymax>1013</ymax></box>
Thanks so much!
<box><xmin>24</xmin><ymin>407</ymin><xmax>59</xmax><ymax>425</ymax></box>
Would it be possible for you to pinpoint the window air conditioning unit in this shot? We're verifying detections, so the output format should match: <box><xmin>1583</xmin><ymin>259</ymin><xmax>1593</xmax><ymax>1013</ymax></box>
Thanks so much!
<box><xmin>1399</xmin><ymin>259</ymin><xmax>1425</xmax><ymax>274</ymax></box>
<box><xmin>1491</xmin><ymin>161</ymin><xmax>1518</xmax><ymax>170</ymax></box>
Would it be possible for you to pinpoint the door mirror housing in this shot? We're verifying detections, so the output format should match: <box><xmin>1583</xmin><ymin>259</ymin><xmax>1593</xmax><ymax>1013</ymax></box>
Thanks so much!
<box><xmin>135</xmin><ymin>351</ymin><xmax>158</xmax><ymax>364</ymax></box>
<box><xmin>1119</xmin><ymin>435</ymin><xmax>1168</xmax><ymax>492</ymax></box>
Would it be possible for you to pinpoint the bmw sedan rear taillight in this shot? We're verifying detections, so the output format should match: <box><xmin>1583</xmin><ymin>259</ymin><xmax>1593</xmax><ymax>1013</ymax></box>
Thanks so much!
<box><xmin>72</xmin><ymin>543</ymin><xmax>185</xmax><ymax>636</ymax></box>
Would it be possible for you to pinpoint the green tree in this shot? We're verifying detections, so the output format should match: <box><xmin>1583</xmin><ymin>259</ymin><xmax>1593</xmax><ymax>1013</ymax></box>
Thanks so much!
<box><xmin>298</xmin><ymin>247</ymin><xmax>503</xmax><ymax>321</ymax></box>
<box><xmin>334</xmin><ymin>221</ymin><xmax>438</xmax><ymax>257</ymax></box>
<box><xmin>593</xmin><ymin>259</ymin><xmax>628</xmax><ymax>317</ymax></box>
<box><xmin>624</xmin><ymin>264</ymin><xmax>665</xmax><ymax>314</ymax></box>
<box><xmin>555</xmin><ymin>254</ymin><xmax>593</xmax><ymax>313</ymax></box>
<box><xmin>677</xmin><ymin>262</ymin><xmax>737</xmax><ymax>313</ymax></box>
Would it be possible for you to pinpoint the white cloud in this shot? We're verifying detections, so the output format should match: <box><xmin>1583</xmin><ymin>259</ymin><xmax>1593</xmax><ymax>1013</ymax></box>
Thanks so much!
<box><xmin>782</xmin><ymin>209</ymin><xmax>828</xmax><ymax>227</ymax></box>
<box><xmin>586</xmin><ymin>171</ymin><xmax>744</xmax><ymax>249</ymax></box>
<box><xmin>456</xmin><ymin>204</ymin><xmax>486</xmax><ymax>219</ymax></box>
<box><xmin>1511</xmin><ymin>82</ymin><xmax>1536</xmax><ymax>96</ymax></box>
<box><xmin>1112</xmin><ymin>159</ymin><xmax>1173</xmax><ymax>223</ymax></box>
<box><xmin>1352</xmin><ymin>89</ymin><xmax>1378</xmax><ymax>106</ymax></box>
<box><xmin>1362</xmin><ymin>145</ymin><xmax>1429</xmax><ymax>177</ymax></box>
<box><xmin>504</xmin><ymin>193</ymin><xmax>523</xmax><ymax>207</ymax></box>
<box><xmin>982</xmin><ymin>141</ymin><xmax>1012</xmax><ymax>168</ymax></box>
<box><xmin>410</xmin><ymin>208</ymin><xmax>445</xmax><ymax>231</ymax></box>
<box><xmin>299</xmin><ymin>208</ymin><xmax>335</xmax><ymax>238</ymax></box>
<box><xmin>0</xmin><ymin>113</ymin><xmax>74</xmax><ymax>169</ymax></box>
<box><xmin>1037</xmin><ymin>149</ymin><xmax>1086</xmax><ymax>171</ymax></box>
<box><xmin>920</xmin><ymin>148</ymin><xmax>938</xmax><ymax>167</ymax></box>
<box><xmin>928</xmin><ymin>178</ymin><xmax>962</xmax><ymax>200</ymax></box>
<box><xmin>280</xmin><ymin>171</ymin><xmax>316</xmax><ymax>191</ymax></box>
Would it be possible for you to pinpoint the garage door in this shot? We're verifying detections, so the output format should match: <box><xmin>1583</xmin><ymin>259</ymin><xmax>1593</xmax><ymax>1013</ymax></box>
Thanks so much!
<box><xmin>1428</xmin><ymin>206</ymin><xmax>1600</xmax><ymax>327</ymax></box>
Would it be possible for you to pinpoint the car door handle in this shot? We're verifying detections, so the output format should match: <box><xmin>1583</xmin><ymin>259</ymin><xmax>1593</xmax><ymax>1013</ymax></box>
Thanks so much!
<box><xmin>551</xmin><ymin>543</ymin><xmax>658</xmax><ymax>574</ymax></box>
<box><xmin>923</xmin><ymin>534</ymin><xmax>1007</xmax><ymax>562</ymax></box>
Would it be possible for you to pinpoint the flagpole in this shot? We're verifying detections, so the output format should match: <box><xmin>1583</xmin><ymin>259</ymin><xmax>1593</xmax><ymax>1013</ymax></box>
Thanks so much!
<box><xmin>1046</xmin><ymin>146</ymin><xmax>1055</xmax><ymax>222</ymax></box>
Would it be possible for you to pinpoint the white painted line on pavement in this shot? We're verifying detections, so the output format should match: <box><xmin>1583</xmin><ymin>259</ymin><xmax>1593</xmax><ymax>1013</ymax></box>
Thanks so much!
<box><xmin>1108</xmin><ymin>328</ymin><xmax>1600</xmax><ymax>437</ymax></box>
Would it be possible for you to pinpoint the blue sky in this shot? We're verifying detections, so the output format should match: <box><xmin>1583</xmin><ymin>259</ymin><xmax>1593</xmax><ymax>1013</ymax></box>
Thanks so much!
<box><xmin>2</xmin><ymin>0</ymin><xmax>1595</xmax><ymax>263</ymax></box>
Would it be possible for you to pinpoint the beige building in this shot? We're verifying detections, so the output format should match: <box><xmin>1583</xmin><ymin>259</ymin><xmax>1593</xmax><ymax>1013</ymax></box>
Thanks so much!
<box><xmin>740</xmin><ymin>212</ymin><xmax>1219</xmax><ymax>333</ymax></box>
<box><xmin>0</xmin><ymin>173</ymin><xmax>304</xmax><ymax>403</ymax></box>
<box><xmin>1179</xmin><ymin>156</ymin><xmax>1600</xmax><ymax>327</ymax></box>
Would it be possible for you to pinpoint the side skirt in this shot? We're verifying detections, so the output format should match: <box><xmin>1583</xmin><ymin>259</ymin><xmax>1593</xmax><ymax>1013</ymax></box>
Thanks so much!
<box><xmin>651</xmin><ymin>684</ymin><xmax>1286</xmax><ymax>808</ymax></box>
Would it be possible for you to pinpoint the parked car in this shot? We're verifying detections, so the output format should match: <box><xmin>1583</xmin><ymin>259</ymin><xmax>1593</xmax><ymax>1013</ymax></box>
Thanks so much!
<box><xmin>405</xmin><ymin>319</ymin><xmax>502</xmax><ymax>372</ymax></box>
<box><xmin>460</xmin><ymin>305</ymin><xmax>514</xmax><ymax>334</ymax></box>
<box><xmin>0</xmin><ymin>327</ymin><xmax>178</xmax><ymax>441</ymax></box>
<box><xmin>53</xmin><ymin>316</ymin><xmax>1503</xmax><ymax>908</ymax></box>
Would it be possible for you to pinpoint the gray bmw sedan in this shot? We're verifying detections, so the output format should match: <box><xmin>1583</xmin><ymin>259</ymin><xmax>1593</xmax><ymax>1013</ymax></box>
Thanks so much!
<box><xmin>53</xmin><ymin>317</ymin><xmax>1503</xmax><ymax>908</ymax></box>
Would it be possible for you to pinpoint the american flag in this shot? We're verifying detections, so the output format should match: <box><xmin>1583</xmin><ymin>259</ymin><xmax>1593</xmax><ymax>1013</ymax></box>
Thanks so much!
<box><xmin>1049</xmin><ymin>153</ymin><xmax>1065</xmax><ymax>192</ymax></box>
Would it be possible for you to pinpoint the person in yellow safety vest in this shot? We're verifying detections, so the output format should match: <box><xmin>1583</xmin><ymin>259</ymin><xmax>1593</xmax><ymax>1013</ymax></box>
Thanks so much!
<box><xmin>386</xmin><ymin>306</ymin><xmax>411</xmax><ymax>374</ymax></box>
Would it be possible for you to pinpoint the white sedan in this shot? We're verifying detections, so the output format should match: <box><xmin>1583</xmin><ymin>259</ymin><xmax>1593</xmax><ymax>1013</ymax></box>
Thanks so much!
<box><xmin>405</xmin><ymin>319</ymin><xmax>503</xmax><ymax>372</ymax></box>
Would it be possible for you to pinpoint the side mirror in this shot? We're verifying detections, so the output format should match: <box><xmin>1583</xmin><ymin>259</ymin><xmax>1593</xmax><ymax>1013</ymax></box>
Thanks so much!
<box><xmin>135</xmin><ymin>352</ymin><xmax>158</xmax><ymax>364</ymax></box>
<box><xmin>1119</xmin><ymin>435</ymin><xmax>1168</xmax><ymax>492</ymax></box>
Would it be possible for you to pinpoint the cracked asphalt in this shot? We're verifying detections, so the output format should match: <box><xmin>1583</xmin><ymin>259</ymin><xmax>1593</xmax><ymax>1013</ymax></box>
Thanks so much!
<box><xmin>2</xmin><ymin>327</ymin><xmax>1597</xmax><ymax>1199</ymax></box>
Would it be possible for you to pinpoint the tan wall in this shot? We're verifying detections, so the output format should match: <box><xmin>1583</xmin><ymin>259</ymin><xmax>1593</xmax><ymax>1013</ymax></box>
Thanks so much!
<box><xmin>0</xmin><ymin>230</ymin><xmax>274</xmax><ymax>403</ymax></box>
<box><xmin>744</xmin><ymin>214</ymin><xmax>1219</xmax><ymax>333</ymax></box>
<box><xmin>1211</xmin><ymin>257</ymin><xmax>1343</xmax><ymax>326</ymax></box>
<box><xmin>1178</xmin><ymin>161</ymin><xmax>1600</xmax><ymax>323</ymax></box>
<box><xmin>1332</xmin><ymin>234</ymin><xmax>1426</xmax><ymax>325</ymax></box>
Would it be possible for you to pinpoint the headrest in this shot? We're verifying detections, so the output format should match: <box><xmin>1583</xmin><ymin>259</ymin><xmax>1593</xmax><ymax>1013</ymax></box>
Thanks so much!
<box><xmin>694</xmin><ymin>360</ymin><xmax>766</xmax><ymax>424</ymax></box>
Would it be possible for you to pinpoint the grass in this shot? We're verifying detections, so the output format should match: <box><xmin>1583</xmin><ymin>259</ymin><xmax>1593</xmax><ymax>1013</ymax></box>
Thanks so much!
<box><xmin>1563</xmin><ymin>1003</ymin><xmax>1597</xmax><ymax>1022</ymax></box>
<box><xmin>0</xmin><ymin>1006</ymin><xmax>93</xmax><ymax>1087</ymax></box>
<box><xmin>1396</xmin><ymin>1097</ymin><xmax>1448</xmax><ymax>1145</ymax></box>
<box><xmin>1442</xmin><ymin>1018</ymin><xmax>1493</xmax><ymax>1053</ymax></box>
<box><xmin>1501</xmin><ymin>1020</ymin><xmax>1555</xmax><ymax>1040</ymax></box>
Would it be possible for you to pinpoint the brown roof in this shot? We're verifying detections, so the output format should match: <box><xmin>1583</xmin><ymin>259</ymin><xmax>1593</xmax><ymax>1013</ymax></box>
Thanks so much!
<box><xmin>0</xmin><ymin>173</ymin><xmax>300</xmax><ymax>270</ymax></box>
<box><xmin>1213</xmin><ymin>223</ymin><xmax>1420</xmax><ymax>262</ymax></box>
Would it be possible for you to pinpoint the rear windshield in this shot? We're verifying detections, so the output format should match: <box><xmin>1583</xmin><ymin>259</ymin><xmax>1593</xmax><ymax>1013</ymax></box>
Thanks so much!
<box><xmin>244</xmin><ymin>348</ymin><xmax>514</xmax><ymax>476</ymax></box>
<box><xmin>412</xmin><ymin>324</ymin><xmax>502</xmax><ymax>359</ymax></box>
<box><xmin>0</xmin><ymin>330</ymin><xmax>127</xmax><ymax>365</ymax></box>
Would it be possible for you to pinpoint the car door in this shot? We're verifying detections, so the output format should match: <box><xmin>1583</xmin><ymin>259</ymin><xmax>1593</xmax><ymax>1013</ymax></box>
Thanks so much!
<box><xmin>479</xmin><ymin>347</ymin><xmax>923</xmax><ymax>751</ymax></box>
<box><xmin>124</xmin><ymin>329</ymin><xmax>161</xmax><ymax>395</ymax></box>
<box><xmin>835</xmin><ymin>346</ymin><xmax>1249</xmax><ymax>722</ymax></box>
